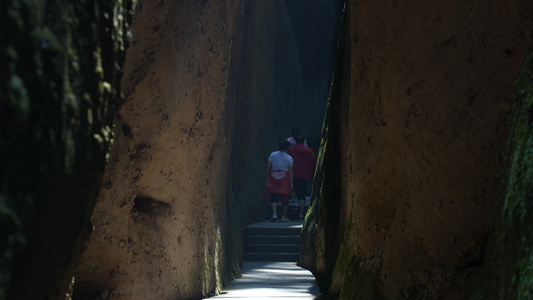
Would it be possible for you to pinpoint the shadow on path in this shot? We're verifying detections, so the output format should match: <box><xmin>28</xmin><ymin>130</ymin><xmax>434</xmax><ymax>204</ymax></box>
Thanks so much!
<box><xmin>205</xmin><ymin>261</ymin><xmax>320</xmax><ymax>299</ymax></box>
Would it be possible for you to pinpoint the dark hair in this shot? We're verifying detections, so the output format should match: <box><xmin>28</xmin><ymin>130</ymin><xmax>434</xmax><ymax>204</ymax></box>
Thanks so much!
<box><xmin>291</xmin><ymin>126</ymin><xmax>301</xmax><ymax>137</ymax></box>
<box><xmin>295</xmin><ymin>135</ymin><xmax>305</xmax><ymax>144</ymax></box>
<box><xmin>278</xmin><ymin>140</ymin><xmax>291</xmax><ymax>151</ymax></box>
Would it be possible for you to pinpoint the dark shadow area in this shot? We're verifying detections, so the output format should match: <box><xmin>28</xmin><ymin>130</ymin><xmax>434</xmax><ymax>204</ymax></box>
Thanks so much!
<box><xmin>132</xmin><ymin>195</ymin><xmax>172</xmax><ymax>215</ymax></box>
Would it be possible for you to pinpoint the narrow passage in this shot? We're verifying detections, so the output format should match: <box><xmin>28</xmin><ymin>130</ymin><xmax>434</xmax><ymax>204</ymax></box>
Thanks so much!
<box><xmin>206</xmin><ymin>221</ymin><xmax>320</xmax><ymax>299</ymax></box>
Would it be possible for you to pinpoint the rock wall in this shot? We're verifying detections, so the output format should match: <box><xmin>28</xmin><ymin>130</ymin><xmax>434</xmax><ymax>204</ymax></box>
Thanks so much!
<box><xmin>73</xmin><ymin>1</ymin><xmax>241</xmax><ymax>298</ymax></box>
<box><xmin>0</xmin><ymin>1</ymin><xmax>134</xmax><ymax>299</ymax></box>
<box><xmin>474</xmin><ymin>42</ymin><xmax>533</xmax><ymax>300</ymax></box>
<box><xmin>302</xmin><ymin>1</ymin><xmax>533</xmax><ymax>299</ymax></box>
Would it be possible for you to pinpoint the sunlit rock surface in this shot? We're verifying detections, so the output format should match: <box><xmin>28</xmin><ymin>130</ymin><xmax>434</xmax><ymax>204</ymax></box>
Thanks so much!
<box><xmin>74</xmin><ymin>1</ymin><xmax>241</xmax><ymax>298</ymax></box>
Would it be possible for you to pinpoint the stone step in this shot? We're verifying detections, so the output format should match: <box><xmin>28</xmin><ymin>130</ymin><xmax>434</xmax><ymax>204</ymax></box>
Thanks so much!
<box><xmin>244</xmin><ymin>221</ymin><xmax>302</xmax><ymax>262</ymax></box>
<box><xmin>263</xmin><ymin>214</ymin><xmax>304</xmax><ymax>221</ymax></box>
<box><xmin>243</xmin><ymin>252</ymin><xmax>300</xmax><ymax>262</ymax></box>
<box><xmin>244</xmin><ymin>235</ymin><xmax>300</xmax><ymax>245</ymax></box>
<box><xmin>244</xmin><ymin>244</ymin><xmax>300</xmax><ymax>253</ymax></box>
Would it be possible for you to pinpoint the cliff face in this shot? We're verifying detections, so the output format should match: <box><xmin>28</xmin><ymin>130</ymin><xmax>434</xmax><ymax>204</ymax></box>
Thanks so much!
<box><xmin>302</xmin><ymin>1</ymin><xmax>533</xmax><ymax>299</ymax></box>
<box><xmin>73</xmin><ymin>0</ymin><xmax>340</xmax><ymax>298</ymax></box>
<box><xmin>73</xmin><ymin>1</ymin><xmax>241</xmax><ymax>298</ymax></box>
<box><xmin>0</xmin><ymin>1</ymin><xmax>134</xmax><ymax>299</ymax></box>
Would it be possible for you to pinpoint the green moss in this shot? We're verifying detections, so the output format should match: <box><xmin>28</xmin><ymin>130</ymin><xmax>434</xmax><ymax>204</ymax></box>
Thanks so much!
<box><xmin>1</xmin><ymin>0</ymin><xmax>135</xmax><ymax>298</ymax></box>
<box><xmin>339</xmin><ymin>259</ymin><xmax>383</xmax><ymax>300</ymax></box>
<box><xmin>514</xmin><ymin>253</ymin><xmax>533</xmax><ymax>299</ymax></box>
<box><xmin>7</xmin><ymin>75</ymin><xmax>30</xmax><ymax>117</ymax></box>
<box><xmin>472</xmin><ymin>40</ymin><xmax>533</xmax><ymax>300</ymax></box>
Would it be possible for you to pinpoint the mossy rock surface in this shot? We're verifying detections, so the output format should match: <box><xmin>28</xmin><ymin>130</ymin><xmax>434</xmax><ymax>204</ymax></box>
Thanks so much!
<box><xmin>0</xmin><ymin>1</ymin><xmax>134</xmax><ymax>299</ymax></box>
<box><xmin>472</xmin><ymin>41</ymin><xmax>533</xmax><ymax>300</ymax></box>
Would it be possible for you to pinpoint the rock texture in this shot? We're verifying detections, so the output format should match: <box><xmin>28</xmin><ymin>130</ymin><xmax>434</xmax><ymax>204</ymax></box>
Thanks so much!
<box><xmin>474</xmin><ymin>42</ymin><xmax>533</xmax><ymax>300</ymax></box>
<box><xmin>73</xmin><ymin>1</ymin><xmax>241</xmax><ymax>298</ymax></box>
<box><xmin>301</xmin><ymin>1</ymin><xmax>533</xmax><ymax>299</ymax></box>
<box><xmin>73</xmin><ymin>0</ymin><xmax>341</xmax><ymax>298</ymax></box>
<box><xmin>0</xmin><ymin>1</ymin><xmax>134</xmax><ymax>299</ymax></box>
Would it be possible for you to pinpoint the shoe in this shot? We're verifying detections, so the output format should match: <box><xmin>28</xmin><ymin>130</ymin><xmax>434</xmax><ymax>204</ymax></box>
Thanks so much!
<box><xmin>281</xmin><ymin>217</ymin><xmax>290</xmax><ymax>222</ymax></box>
<box><xmin>270</xmin><ymin>217</ymin><xmax>277</xmax><ymax>222</ymax></box>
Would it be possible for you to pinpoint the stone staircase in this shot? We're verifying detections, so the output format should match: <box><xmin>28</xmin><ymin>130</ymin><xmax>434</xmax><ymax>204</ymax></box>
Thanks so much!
<box><xmin>243</xmin><ymin>223</ymin><xmax>301</xmax><ymax>262</ymax></box>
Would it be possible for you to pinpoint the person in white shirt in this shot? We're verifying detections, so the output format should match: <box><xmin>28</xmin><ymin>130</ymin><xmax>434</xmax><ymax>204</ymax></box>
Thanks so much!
<box><xmin>265</xmin><ymin>141</ymin><xmax>293</xmax><ymax>221</ymax></box>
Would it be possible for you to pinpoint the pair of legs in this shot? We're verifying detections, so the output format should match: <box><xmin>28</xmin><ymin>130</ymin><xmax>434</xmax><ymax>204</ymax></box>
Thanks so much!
<box><xmin>270</xmin><ymin>193</ymin><xmax>289</xmax><ymax>221</ymax></box>
<box><xmin>293</xmin><ymin>179</ymin><xmax>307</xmax><ymax>219</ymax></box>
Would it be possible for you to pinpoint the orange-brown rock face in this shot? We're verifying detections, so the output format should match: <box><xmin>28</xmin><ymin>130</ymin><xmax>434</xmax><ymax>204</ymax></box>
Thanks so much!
<box><xmin>74</xmin><ymin>1</ymin><xmax>241</xmax><ymax>298</ymax></box>
<box><xmin>305</xmin><ymin>1</ymin><xmax>533</xmax><ymax>299</ymax></box>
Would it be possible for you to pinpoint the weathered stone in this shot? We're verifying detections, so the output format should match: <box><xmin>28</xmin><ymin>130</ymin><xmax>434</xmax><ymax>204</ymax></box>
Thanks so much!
<box><xmin>0</xmin><ymin>0</ymin><xmax>134</xmax><ymax>299</ymax></box>
<box><xmin>302</xmin><ymin>1</ymin><xmax>533</xmax><ymax>299</ymax></box>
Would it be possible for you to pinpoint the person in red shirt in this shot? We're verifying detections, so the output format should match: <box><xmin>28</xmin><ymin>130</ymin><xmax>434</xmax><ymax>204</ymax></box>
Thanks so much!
<box><xmin>288</xmin><ymin>135</ymin><xmax>316</xmax><ymax>220</ymax></box>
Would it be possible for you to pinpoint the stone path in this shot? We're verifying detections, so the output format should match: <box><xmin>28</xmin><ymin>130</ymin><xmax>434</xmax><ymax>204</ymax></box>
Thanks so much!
<box><xmin>205</xmin><ymin>220</ymin><xmax>320</xmax><ymax>299</ymax></box>
<box><xmin>205</xmin><ymin>261</ymin><xmax>320</xmax><ymax>299</ymax></box>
